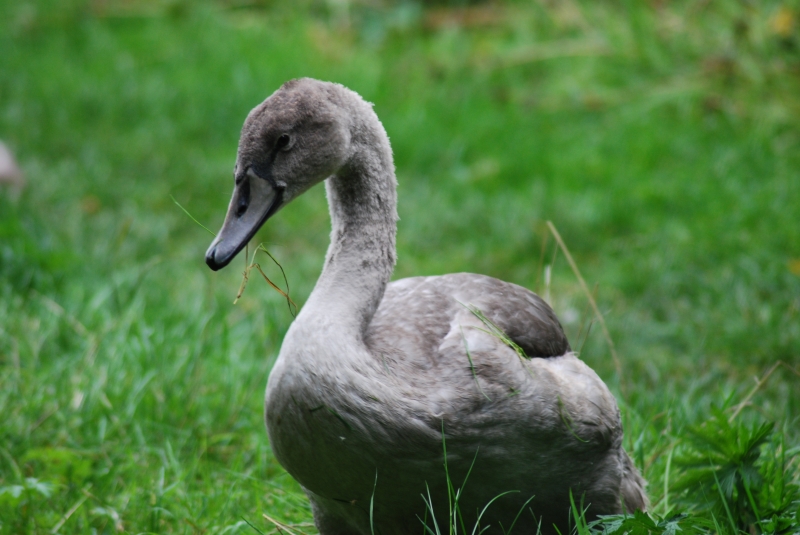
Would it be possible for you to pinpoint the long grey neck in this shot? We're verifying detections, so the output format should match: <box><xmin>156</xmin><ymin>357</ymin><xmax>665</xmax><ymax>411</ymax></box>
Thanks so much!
<box><xmin>301</xmin><ymin>112</ymin><xmax>398</xmax><ymax>338</ymax></box>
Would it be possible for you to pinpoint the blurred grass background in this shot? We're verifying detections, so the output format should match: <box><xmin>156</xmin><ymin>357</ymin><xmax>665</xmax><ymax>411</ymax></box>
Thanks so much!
<box><xmin>1</xmin><ymin>0</ymin><xmax>799</xmax><ymax>533</ymax></box>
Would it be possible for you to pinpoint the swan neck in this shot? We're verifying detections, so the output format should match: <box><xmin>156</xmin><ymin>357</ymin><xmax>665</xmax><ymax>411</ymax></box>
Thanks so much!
<box><xmin>303</xmin><ymin>116</ymin><xmax>398</xmax><ymax>335</ymax></box>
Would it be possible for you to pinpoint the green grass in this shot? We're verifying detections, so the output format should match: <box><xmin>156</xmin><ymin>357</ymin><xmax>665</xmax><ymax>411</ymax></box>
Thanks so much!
<box><xmin>1</xmin><ymin>0</ymin><xmax>799</xmax><ymax>533</ymax></box>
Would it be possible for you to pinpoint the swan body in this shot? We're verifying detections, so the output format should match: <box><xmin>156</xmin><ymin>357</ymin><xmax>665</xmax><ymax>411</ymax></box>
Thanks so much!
<box><xmin>205</xmin><ymin>78</ymin><xmax>646</xmax><ymax>534</ymax></box>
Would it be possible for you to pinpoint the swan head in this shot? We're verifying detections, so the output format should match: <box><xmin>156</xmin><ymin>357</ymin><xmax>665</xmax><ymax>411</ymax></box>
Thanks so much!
<box><xmin>205</xmin><ymin>78</ymin><xmax>352</xmax><ymax>271</ymax></box>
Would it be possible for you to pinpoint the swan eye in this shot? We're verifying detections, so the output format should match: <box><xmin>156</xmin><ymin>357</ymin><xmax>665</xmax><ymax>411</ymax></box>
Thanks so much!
<box><xmin>276</xmin><ymin>134</ymin><xmax>292</xmax><ymax>151</ymax></box>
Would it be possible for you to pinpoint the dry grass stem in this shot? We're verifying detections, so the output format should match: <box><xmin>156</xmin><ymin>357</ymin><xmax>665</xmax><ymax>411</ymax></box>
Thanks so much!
<box><xmin>33</xmin><ymin>289</ymin><xmax>90</xmax><ymax>338</ymax></box>
<box><xmin>575</xmin><ymin>282</ymin><xmax>598</xmax><ymax>355</ymax></box>
<box><xmin>498</xmin><ymin>39</ymin><xmax>610</xmax><ymax>68</ymax></box>
<box><xmin>534</xmin><ymin>224</ymin><xmax>550</xmax><ymax>290</ymax></box>
<box><xmin>172</xmin><ymin>197</ymin><xmax>296</xmax><ymax>315</ymax></box>
<box><xmin>234</xmin><ymin>243</ymin><xmax>253</xmax><ymax>304</ymax></box>
<box><xmin>233</xmin><ymin>243</ymin><xmax>297</xmax><ymax>316</ymax></box>
<box><xmin>728</xmin><ymin>360</ymin><xmax>800</xmax><ymax>422</ymax></box>
<box><xmin>262</xmin><ymin>513</ymin><xmax>314</xmax><ymax>535</ymax></box>
<box><xmin>50</xmin><ymin>486</ymin><xmax>91</xmax><ymax>534</ymax></box>
<box><xmin>546</xmin><ymin>221</ymin><xmax>623</xmax><ymax>390</ymax></box>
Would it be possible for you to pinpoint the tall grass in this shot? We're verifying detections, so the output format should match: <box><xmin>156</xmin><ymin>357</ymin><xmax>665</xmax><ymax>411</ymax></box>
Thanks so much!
<box><xmin>1</xmin><ymin>0</ymin><xmax>799</xmax><ymax>533</ymax></box>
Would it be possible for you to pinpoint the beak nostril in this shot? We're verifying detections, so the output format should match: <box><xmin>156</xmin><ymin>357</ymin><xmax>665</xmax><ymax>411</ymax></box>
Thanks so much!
<box><xmin>236</xmin><ymin>176</ymin><xmax>251</xmax><ymax>218</ymax></box>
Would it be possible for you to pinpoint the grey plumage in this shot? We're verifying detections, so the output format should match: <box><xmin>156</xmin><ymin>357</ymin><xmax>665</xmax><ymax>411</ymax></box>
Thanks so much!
<box><xmin>206</xmin><ymin>78</ymin><xmax>647</xmax><ymax>535</ymax></box>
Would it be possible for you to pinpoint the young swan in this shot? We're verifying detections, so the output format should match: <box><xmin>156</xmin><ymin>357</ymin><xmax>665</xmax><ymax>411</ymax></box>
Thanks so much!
<box><xmin>206</xmin><ymin>78</ymin><xmax>647</xmax><ymax>535</ymax></box>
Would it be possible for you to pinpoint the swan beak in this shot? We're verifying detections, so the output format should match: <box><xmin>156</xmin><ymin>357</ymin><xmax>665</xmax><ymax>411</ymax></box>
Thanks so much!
<box><xmin>205</xmin><ymin>168</ymin><xmax>283</xmax><ymax>271</ymax></box>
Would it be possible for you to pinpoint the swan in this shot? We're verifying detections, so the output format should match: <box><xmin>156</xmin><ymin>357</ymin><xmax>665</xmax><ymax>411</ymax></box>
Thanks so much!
<box><xmin>205</xmin><ymin>78</ymin><xmax>647</xmax><ymax>534</ymax></box>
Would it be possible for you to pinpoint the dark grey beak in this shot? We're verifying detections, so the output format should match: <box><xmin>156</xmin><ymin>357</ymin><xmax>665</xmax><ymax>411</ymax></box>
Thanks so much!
<box><xmin>205</xmin><ymin>168</ymin><xmax>283</xmax><ymax>271</ymax></box>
